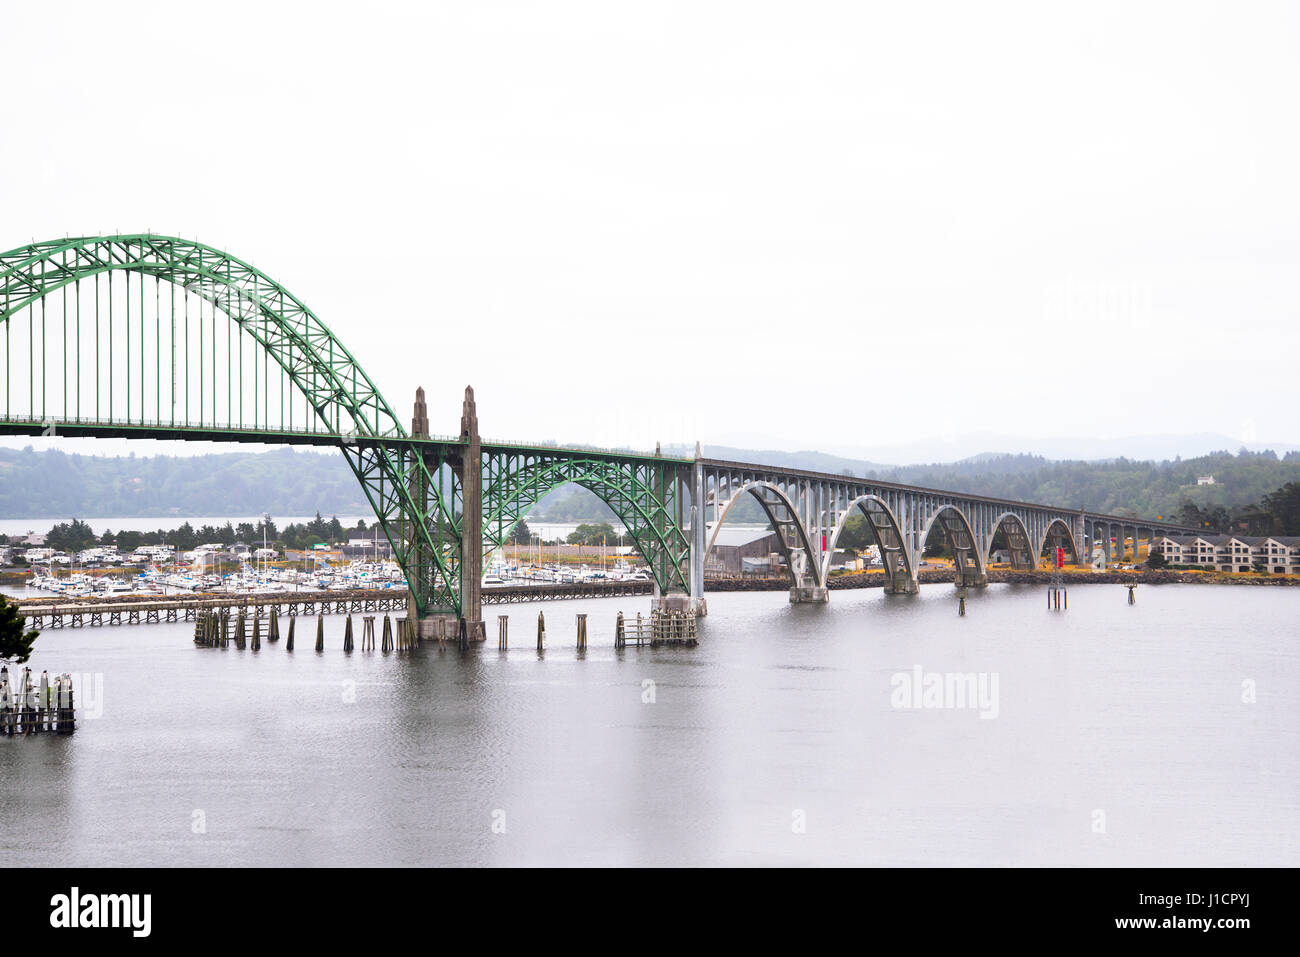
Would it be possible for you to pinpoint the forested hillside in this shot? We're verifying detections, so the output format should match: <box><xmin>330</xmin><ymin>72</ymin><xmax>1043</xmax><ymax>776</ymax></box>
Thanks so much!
<box><xmin>0</xmin><ymin>446</ymin><xmax>369</xmax><ymax>518</ymax></box>
<box><xmin>868</xmin><ymin>449</ymin><xmax>1300</xmax><ymax>517</ymax></box>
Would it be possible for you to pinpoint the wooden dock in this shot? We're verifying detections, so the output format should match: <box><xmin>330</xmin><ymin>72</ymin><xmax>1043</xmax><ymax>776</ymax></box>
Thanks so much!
<box><xmin>16</xmin><ymin>579</ymin><xmax>654</xmax><ymax>629</ymax></box>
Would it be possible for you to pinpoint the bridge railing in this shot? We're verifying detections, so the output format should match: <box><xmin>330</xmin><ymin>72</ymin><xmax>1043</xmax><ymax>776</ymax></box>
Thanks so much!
<box><xmin>480</xmin><ymin>437</ymin><xmax>693</xmax><ymax>462</ymax></box>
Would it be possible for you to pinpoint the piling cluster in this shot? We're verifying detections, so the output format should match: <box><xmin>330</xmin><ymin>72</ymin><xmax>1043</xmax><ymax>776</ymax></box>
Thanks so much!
<box><xmin>195</xmin><ymin>611</ymin><xmax>416</xmax><ymax>653</ymax></box>
<box><xmin>0</xmin><ymin>666</ymin><xmax>76</xmax><ymax>735</ymax></box>
<box><xmin>192</xmin><ymin>608</ymin><xmax>692</xmax><ymax>656</ymax></box>
<box><xmin>648</xmin><ymin>609</ymin><xmax>698</xmax><ymax>644</ymax></box>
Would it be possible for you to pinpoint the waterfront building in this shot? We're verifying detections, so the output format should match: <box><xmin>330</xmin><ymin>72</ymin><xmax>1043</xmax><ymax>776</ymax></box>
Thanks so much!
<box><xmin>1153</xmin><ymin>535</ymin><xmax>1300</xmax><ymax>573</ymax></box>
<box><xmin>704</xmin><ymin>527</ymin><xmax>784</xmax><ymax>578</ymax></box>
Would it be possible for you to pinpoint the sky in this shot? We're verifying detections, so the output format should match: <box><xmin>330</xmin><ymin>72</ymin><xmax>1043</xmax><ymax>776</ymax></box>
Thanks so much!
<box><xmin>2</xmin><ymin>1</ymin><xmax>1297</xmax><ymax>462</ymax></box>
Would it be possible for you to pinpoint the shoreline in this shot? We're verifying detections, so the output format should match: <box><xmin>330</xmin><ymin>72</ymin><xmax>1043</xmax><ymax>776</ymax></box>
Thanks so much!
<box><xmin>705</xmin><ymin>568</ymin><xmax>1300</xmax><ymax>591</ymax></box>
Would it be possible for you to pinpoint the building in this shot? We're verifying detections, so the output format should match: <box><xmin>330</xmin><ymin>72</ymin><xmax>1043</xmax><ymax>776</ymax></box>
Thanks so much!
<box><xmin>828</xmin><ymin>548</ymin><xmax>865</xmax><ymax>572</ymax></box>
<box><xmin>1152</xmin><ymin>535</ymin><xmax>1300</xmax><ymax>574</ymax></box>
<box><xmin>343</xmin><ymin>538</ymin><xmax>393</xmax><ymax>559</ymax></box>
<box><xmin>704</xmin><ymin>526</ymin><xmax>783</xmax><ymax>578</ymax></box>
<box><xmin>1196</xmin><ymin>475</ymin><xmax>1216</xmax><ymax>485</ymax></box>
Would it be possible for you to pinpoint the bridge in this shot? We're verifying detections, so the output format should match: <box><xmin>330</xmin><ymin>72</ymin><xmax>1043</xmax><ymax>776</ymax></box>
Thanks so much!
<box><xmin>0</xmin><ymin>235</ymin><xmax>1203</xmax><ymax>639</ymax></box>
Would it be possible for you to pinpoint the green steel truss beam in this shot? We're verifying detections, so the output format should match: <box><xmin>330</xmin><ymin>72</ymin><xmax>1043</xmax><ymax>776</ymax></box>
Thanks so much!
<box><xmin>0</xmin><ymin>235</ymin><xmax>461</xmax><ymax>617</ymax></box>
<box><xmin>480</xmin><ymin>450</ymin><xmax>692</xmax><ymax>596</ymax></box>
<box><xmin>0</xmin><ymin>235</ymin><xmax>398</xmax><ymax>437</ymax></box>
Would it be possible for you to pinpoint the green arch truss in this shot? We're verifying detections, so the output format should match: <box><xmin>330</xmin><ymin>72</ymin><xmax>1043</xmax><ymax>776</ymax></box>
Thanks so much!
<box><xmin>0</xmin><ymin>235</ymin><xmax>462</xmax><ymax>616</ymax></box>
<box><xmin>481</xmin><ymin>449</ymin><xmax>692</xmax><ymax>596</ymax></box>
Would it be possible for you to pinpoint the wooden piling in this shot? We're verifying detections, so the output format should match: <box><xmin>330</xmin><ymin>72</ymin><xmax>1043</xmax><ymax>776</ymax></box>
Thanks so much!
<box><xmin>382</xmin><ymin>615</ymin><xmax>393</xmax><ymax>652</ymax></box>
<box><xmin>286</xmin><ymin>615</ymin><xmax>295</xmax><ymax>651</ymax></box>
<box><xmin>615</xmin><ymin>611</ymin><xmax>625</xmax><ymax>648</ymax></box>
<box><xmin>235</xmin><ymin>612</ymin><xmax>247</xmax><ymax>649</ymax></box>
<box><xmin>537</xmin><ymin>610</ymin><xmax>545</xmax><ymax>651</ymax></box>
<box><xmin>576</xmin><ymin>613</ymin><xmax>587</xmax><ymax>650</ymax></box>
<box><xmin>343</xmin><ymin>615</ymin><xmax>354</xmax><ymax>653</ymax></box>
<box><xmin>269</xmin><ymin>611</ymin><xmax>280</xmax><ymax>641</ymax></box>
<box><xmin>252</xmin><ymin>615</ymin><xmax>262</xmax><ymax>650</ymax></box>
<box><xmin>498</xmin><ymin>615</ymin><xmax>508</xmax><ymax>650</ymax></box>
<box><xmin>315</xmin><ymin>613</ymin><xmax>325</xmax><ymax>652</ymax></box>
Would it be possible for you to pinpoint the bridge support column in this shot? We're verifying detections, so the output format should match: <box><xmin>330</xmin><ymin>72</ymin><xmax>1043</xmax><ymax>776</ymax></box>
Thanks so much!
<box><xmin>954</xmin><ymin>560</ymin><xmax>988</xmax><ymax>588</ymax></box>
<box><xmin>651</xmin><ymin>592</ymin><xmax>708</xmax><ymax>615</ymax></box>
<box><xmin>884</xmin><ymin>573</ymin><xmax>920</xmax><ymax>595</ymax></box>
<box><xmin>687</xmin><ymin>447</ymin><xmax>708</xmax><ymax>617</ymax></box>
<box><xmin>787</xmin><ymin>545</ymin><xmax>828</xmax><ymax>603</ymax></box>
<box><xmin>451</xmin><ymin>387</ymin><xmax>486</xmax><ymax>642</ymax></box>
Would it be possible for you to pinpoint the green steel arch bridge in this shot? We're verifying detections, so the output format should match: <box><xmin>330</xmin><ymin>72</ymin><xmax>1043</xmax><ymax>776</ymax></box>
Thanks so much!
<box><xmin>0</xmin><ymin>235</ymin><xmax>1203</xmax><ymax>638</ymax></box>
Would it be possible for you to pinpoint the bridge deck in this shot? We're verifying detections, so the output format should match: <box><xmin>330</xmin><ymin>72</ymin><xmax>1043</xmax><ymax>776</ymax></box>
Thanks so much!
<box><xmin>698</xmin><ymin>456</ymin><xmax>1201</xmax><ymax>532</ymax></box>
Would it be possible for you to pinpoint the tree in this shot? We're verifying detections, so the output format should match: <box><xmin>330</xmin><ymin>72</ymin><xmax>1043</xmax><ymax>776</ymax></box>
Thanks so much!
<box><xmin>1145</xmin><ymin>550</ymin><xmax>1167</xmax><ymax>569</ymax></box>
<box><xmin>566</xmin><ymin>522</ymin><xmax>619</xmax><ymax>546</ymax></box>
<box><xmin>838</xmin><ymin>513</ymin><xmax>875</xmax><ymax>550</ymax></box>
<box><xmin>1175</xmin><ymin>500</ymin><xmax>1204</xmax><ymax>527</ymax></box>
<box><xmin>509</xmin><ymin>519</ymin><xmax>533</xmax><ymax>545</ymax></box>
<box><xmin>46</xmin><ymin>518</ymin><xmax>97</xmax><ymax>554</ymax></box>
<box><xmin>117</xmin><ymin>530</ymin><xmax>143</xmax><ymax>553</ymax></box>
<box><xmin>172</xmin><ymin>522</ymin><xmax>197</xmax><ymax>551</ymax></box>
<box><xmin>0</xmin><ymin>596</ymin><xmax>38</xmax><ymax>663</ymax></box>
<box><xmin>1262</xmin><ymin>482</ymin><xmax>1300</xmax><ymax>535</ymax></box>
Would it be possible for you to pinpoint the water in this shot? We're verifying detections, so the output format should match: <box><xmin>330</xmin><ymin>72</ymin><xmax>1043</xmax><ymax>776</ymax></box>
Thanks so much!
<box><xmin>0</xmin><ymin>583</ymin><xmax>1295</xmax><ymax>866</ymax></box>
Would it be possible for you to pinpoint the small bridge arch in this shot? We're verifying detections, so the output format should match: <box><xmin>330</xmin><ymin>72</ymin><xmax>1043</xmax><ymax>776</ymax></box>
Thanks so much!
<box><xmin>704</xmin><ymin>480</ymin><xmax>824</xmax><ymax>591</ymax></box>
<box><xmin>1037</xmin><ymin>518</ymin><xmax>1080</xmax><ymax>565</ymax></box>
<box><xmin>823</xmin><ymin>493</ymin><xmax>914</xmax><ymax>592</ymax></box>
<box><xmin>988</xmin><ymin>512</ymin><xmax>1036</xmax><ymax>570</ymax></box>
<box><xmin>920</xmin><ymin>504</ymin><xmax>986</xmax><ymax>586</ymax></box>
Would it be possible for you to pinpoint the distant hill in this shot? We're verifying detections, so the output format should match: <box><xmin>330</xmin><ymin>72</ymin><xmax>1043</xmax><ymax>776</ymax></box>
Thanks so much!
<box><xmin>2</xmin><ymin>442</ymin><xmax>1297</xmax><ymax>527</ymax></box>
<box><xmin>701</xmin><ymin>431</ymin><xmax>1300</xmax><ymax>466</ymax></box>
<box><xmin>0</xmin><ymin>446</ymin><xmax>369</xmax><ymax>518</ymax></box>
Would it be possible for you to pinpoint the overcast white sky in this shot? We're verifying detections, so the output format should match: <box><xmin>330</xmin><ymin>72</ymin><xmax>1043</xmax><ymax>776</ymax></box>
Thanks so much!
<box><xmin>2</xmin><ymin>1</ymin><xmax>1297</xmax><ymax>461</ymax></box>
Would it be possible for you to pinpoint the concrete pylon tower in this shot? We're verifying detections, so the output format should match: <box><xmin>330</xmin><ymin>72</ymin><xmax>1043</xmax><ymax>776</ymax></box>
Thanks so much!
<box><xmin>411</xmin><ymin>386</ymin><xmax>429</xmax><ymax>437</ymax></box>
<box><xmin>458</xmin><ymin>386</ymin><xmax>485</xmax><ymax>641</ymax></box>
<box><xmin>407</xmin><ymin>387</ymin><xmax>431</xmax><ymax>630</ymax></box>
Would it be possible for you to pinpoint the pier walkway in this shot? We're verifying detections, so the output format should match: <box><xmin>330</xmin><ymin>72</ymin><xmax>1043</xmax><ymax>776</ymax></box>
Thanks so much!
<box><xmin>16</xmin><ymin>580</ymin><xmax>653</xmax><ymax>628</ymax></box>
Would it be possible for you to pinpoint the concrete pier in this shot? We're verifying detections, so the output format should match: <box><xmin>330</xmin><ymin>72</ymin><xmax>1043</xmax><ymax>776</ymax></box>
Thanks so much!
<box><xmin>457</xmin><ymin>387</ymin><xmax>485</xmax><ymax>642</ymax></box>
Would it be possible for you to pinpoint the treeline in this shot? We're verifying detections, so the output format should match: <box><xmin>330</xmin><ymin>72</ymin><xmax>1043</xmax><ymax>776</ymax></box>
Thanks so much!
<box><xmin>22</xmin><ymin>512</ymin><xmax>374</xmax><ymax>555</ymax></box>
<box><xmin>866</xmin><ymin>449</ymin><xmax>1300</xmax><ymax>519</ymax></box>
<box><xmin>1176</xmin><ymin>482</ymin><xmax>1300</xmax><ymax>535</ymax></box>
